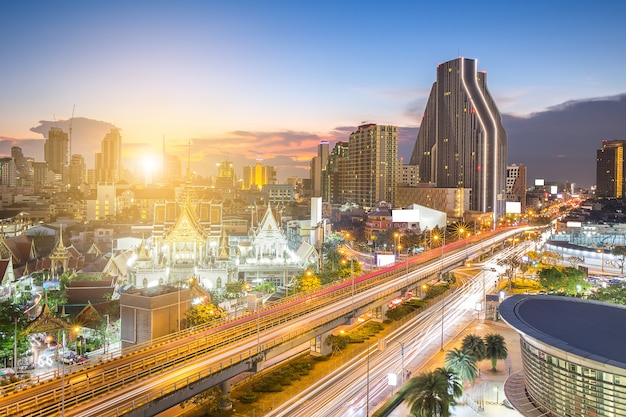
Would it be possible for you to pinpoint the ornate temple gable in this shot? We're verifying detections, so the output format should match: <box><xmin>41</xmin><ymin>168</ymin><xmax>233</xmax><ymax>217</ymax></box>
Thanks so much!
<box><xmin>153</xmin><ymin>199</ymin><xmax>222</xmax><ymax>240</ymax></box>
<box><xmin>24</xmin><ymin>304</ymin><xmax>69</xmax><ymax>334</ymax></box>
<box><xmin>49</xmin><ymin>227</ymin><xmax>71</xmax><ymax>278</ymax></box>
<box><xmin>253</xmin><ymin>204</ymin><xmax>289</xmax><ymax>258</ymax></box>
<box><xmin>164</xmin><ymin>203</ymin><xmax>208</xmax><ymax>243</ymax></box>
<box><xmin>75</xmin><ymin>302</ymin><xmax>103</xmax><ymax>329</ymax></box>
<box><xmin>255</xmin><ymin>205</ymin><xmax>283</xmax><ymax>240</ymax></box>
<box><xmin>0</xmin><ymin>258</ymin><xmax>14</xmax><ymax>286</ymax></box>
<box><xmin>136</xmin><ymin>239</ymin><xmax>151</xmax><ymax>261</ymax></box>
<box><xmin>217</xmin><ymin>230</ymin><xmax>230</xmax><ymax>260</ymax></box>
<box><xmin>0</xmin><ymin>236</ymin><xmax>11</xmax><ymax>260</ymax></box>
<box><xmin>0</xmin><ymin>234</ymin><xmax>37</xmax><ymax>265</ymax></box>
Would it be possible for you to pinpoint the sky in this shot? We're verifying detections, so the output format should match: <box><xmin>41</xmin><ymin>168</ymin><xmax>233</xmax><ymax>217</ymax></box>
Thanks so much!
<box><xmin>1</xmin><ymin>1</ymin><xmax>626</xmax><ymax>188</ymax></box>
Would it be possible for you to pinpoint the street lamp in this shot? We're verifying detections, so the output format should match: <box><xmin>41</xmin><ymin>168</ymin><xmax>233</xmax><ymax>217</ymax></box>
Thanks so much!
<box><xmin>397</xmin><ymin>341</ymin><xmax>405</xmax><ymax>387</ymax></box>
<box><xmin>440</xmin><ymin>292</ymin><xmax>445</xmax><ymax>352</ymax></box>
<box><xmin>597</xmin><ymin>248</ymin><xmax>605</xmax><ymax>272</ymax></box>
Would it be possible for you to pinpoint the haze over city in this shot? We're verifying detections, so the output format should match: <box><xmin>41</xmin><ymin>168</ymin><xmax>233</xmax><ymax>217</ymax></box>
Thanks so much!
<box><xmin>2</xmin><ymin>1</ymin><xmax>626</xmax><ymax>188</ymax></box>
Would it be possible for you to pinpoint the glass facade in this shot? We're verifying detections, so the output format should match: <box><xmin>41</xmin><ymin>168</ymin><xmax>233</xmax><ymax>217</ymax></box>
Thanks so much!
<box><xmin>521</xmin><ymin>338</ymin><xmax>626</xmax><ymax>416</ymax></box>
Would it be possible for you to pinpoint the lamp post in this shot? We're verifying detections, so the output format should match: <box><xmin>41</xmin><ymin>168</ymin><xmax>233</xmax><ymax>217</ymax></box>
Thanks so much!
<box><xmin>397</xmin><ymin>341</ymin><xmax>405</xmax><ymax>386</ymax></box>
<box><xmin>597</xmin><ymin>248</ymin><xmax>604</xmax><ymax>272</ymax></box>
<box><xmin>440</xmin><ymin>292</ymin><xmax>445</xmax><ymax>352</ymax></box>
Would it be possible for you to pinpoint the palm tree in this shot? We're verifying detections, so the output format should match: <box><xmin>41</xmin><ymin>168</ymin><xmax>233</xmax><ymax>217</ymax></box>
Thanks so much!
<box><xmin>435</xmin><ymin>366</ymin><xmax>463</xmax><ymax>400</ymax></box>
<box><xmin>445</xmin><ymin>347</ymin><xmax>477</xmax><ymax>384</ymax></box>
<box><xmin>405</xmin><ymin>370</ymin><xmax>454</xmax><ymax>417</ymax></box>
<box><xmin>405</xmin><ymin>367</ymin><xmax>463</xmax><ymax>417</ymax></box>
<box><xmin>484</xmin><ymin>333</ymin><xmax>508</xmax><ymax>372</ymax></box>
<box><xmin>461</xmin><ymin>334</ymin><xmax>487</xmax><ymax>362</ymax></box>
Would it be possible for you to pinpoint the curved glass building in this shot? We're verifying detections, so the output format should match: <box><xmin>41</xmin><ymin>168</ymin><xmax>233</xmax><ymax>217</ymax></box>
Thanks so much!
<box><xmin>410</xmin><ymin>57</ymin><xmax>507</xmax><ymax>222</ymax></box>
<box><xmin>500</xmin><ymin>294</ymin><xmax>626</xmax><ymax>417</ymax></box>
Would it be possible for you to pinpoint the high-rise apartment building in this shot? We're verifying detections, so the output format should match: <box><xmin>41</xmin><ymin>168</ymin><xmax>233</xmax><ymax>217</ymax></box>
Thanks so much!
<box><xmin>0</xmin><ymin>157</ymin><xmax>16</xmax><ymax>187</ymax></box>
<box><xmin>325</xmin><ymin>141</ymin><xmax>349</xmax><ymax>204</ymax></box>
<box><xmin>310</xmin><ymin>142</ymin><xmax>329</xmax><ymax>198</ymax></box>
<box><xmin>11</xmin><ymin>146</ymin><xmax>33</xmax><ymax>187</ymax></box>
<box><xmin>596</xmin><ymin>140</ymin><xmax>626</xmax><ymax>199</ymax></box>
<box><xmin>410</xmin><ymin>57</ymin><xmax>507</xmax><ymax>220</ymax></box>
<box><xmin>506</xmin><ymin>164</ymin><xmax>527</xmax><ymax>212</ymax></box>
<box><xmin>44</xmin><ymin>127</ymin><xmax>69</xmax><ymax>180</ymax></box>
<box><xmin>347</xmin><ymin>123</ymin><xmax>399</xmax><ymax>209</ymax></box>
<box><xmin>69</xmin><ymin>154</ymin><xmax>87</xmax><ymax>189</ymax></box>
<box><xmin>95</xmin><ymin>128</ymin><xmax>122</xmax><ymax>184</ymax></box>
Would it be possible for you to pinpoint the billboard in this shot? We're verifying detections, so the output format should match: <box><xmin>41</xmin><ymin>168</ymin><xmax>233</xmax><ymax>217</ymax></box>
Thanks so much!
<box><xmin>505</xmin><ymin>201</ymin><xmax>522</xmax><ymax>214</ymax></box>
<box><xmin>535</xmin><ymin>178</ymin><xmax>545</xmax><ymax>186</ymax></box>
<box><xmin>376</xmin><ymin>254</ymin><xmax>396</xmax><ymax>267</ymax></box>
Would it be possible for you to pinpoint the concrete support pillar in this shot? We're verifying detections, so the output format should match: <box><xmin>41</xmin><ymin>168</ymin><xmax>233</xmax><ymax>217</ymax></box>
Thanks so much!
<box><xmin>219</xmin><ymin>380</ymin><xmax>233</xmax><ymax>410</ymax></box>
<box><xmin>310</xmin><ymin>332</ymin><xmax>333</xmax><ymax>356</ymax></box>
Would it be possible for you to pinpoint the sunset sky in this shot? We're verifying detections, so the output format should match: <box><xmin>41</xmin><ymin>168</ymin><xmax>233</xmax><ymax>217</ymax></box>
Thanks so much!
<box><xmin>1</xmin><ymin>1</ymin><xmax>625</xmax><ymax>185</ymax></box>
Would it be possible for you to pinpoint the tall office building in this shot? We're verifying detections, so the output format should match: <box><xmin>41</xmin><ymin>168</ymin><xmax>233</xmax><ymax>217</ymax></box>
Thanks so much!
<box><xmin>325</xmin><ymin>141</ymin><xmax>349</xmax><ymax>204</ymax></box>
<box><xmin>44</xmin><ymin>127</ymin><xmax>69</xmax><ymax>180</ymax></box>
<box><xmin>68</xmin><ymin>154</ymin><xmax>87</xmax><ymax>189</ymax></box>
<box><xmin>347</xmin><ymin>123</ymin><xmax>399</xmax><ymax>209</ymax></box>
<box><xmin>596</xmin><ymin>140</ymin><xmax>626</xmax><ymax>199</ymax></box>
<box><xmin>11</xmin><ymin>146</ymin><xmax>33</xmax><ymax>187</ymax></box>
<box><xmin>242</xmin><ymin>160</ymin><xmax>276</xmax><ymax>190</ymax></box>
<box><xmin>214</xmin><ymin>160</ymin><xmax>235</xmax><ymax>189</ymax></box>
<box><xmin>410</xmin><ymin>57</ymin><xmax>507</xmax><ymax>221</ymax></box>
<box><xmin>506</xmin><ymin>164</ymin><xmax>527</xmax><ymax>212</ymax></box>
<box><xmin>95</xmin><ymin>128</ymin><xmax>123</xmax><ymax>184</ymax></box>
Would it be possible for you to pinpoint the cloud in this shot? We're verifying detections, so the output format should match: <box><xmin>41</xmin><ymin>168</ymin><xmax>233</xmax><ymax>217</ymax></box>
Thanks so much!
<box><xmin>504</xmin><ymin>93</ymin><xmax>626</xmax><ymax>188</ymax></box>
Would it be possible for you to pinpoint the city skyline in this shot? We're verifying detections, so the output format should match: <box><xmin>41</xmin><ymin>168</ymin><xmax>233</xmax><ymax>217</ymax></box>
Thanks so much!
<box><xmin>2</xmin><ymin>1</ymin><xmax>626</xmax><ymax>187</ymax></box>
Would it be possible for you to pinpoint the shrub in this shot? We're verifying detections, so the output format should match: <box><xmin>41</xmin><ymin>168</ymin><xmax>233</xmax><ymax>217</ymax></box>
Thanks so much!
<box><xmin>239</xmin><ymin>391</ymin><xmax>258</xmax><ymax>404</ymax></box>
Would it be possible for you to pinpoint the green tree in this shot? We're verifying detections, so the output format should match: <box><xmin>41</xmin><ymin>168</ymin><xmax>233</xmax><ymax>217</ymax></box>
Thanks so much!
<box><xmin>589</xmin><ymin>282</ymin><xmax>626</xmax><ymax>305</ymax></box>
<box><xmin>297</xmin><ymin>270</ymin><xmax>321</xmax><ymax>292</ymax></box>
<box><xmin>461</xmin><ymin>334</ymin><xmax>487</xmax><ymax>362</ymax></box>
<box><xmin>484</xmin><ymin>333</ymin><xmax>508</xmax><ymax>372</ymax></box>
<box><xmin>187</xmin><ymin>303</ymin><xmax>227</xmax><ymax>327</ymax></box>
<box><xmin>0</xmin><ymin>300</ymin><xmax>29</xmax><ymax>365</ymax></box>
<box><xmin>405</xmin><ymin>367</ymin><xmax>461</xmax><ymax>417</ymax></box>
<box><xmin>612</xmin><ymin>246</ymin><xmax>626</xmax><ymax>273</ymax></box>
<box><xmin>445</xmin><ymin>348</ymin><xmax>477</xmax><ymax>384</ymax></box>
<box><xmin>435</xmin><ymin>366</ymin><xmax>463</xmax><ymax>399</ymax></box>
<box><xmin>537</xmin><ymin>266</ymin><xmax>588</xmax><ymax>294</ymax></box>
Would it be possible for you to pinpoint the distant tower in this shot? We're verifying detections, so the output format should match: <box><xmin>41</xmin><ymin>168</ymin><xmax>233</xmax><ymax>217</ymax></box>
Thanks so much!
<box><xmin>11</xmin><ymin>146</ymin><xmax>33</xmax><ymax>187</ymax></box>
<box><xmin>95</xmin><ymin>128</ymin><xmax>122</xmax><ymax>183</ymax></box>
<box><xmin>506</xmin><ymin>164</ymin><xmax>527</xmax><ymax>212</ymax></box>
<box><xmin>68</xmin><ymin>154</ymin><xmax>87</xmax><ymax>189</ymax></box>
<box><xmin>215</xmin><ymin>160</ymin><xmax>235</xmax><ymax>189</ymax></box>
<box><xmin>410</xmin><ymin>57</ymin><xmax>507</xmax><ymax>221</ymax></box>
<box><xmin>347</xmin><ymin>123</ymin><xmax>398</xmax><ymax>209</ymax></box>
<box><xmin>44</xmin><ymin>127</ymin><xmax>69</xmax><ymax>181</ymax></box>
<box><xmin>596</xmin><ymin>140</ymin><xmax>626</xmax><ymax>199</ymax></box>
<box><xmin>310</xmin><ymin>141</ymin><xmax>329</xmax><ymax>198</ymax></box>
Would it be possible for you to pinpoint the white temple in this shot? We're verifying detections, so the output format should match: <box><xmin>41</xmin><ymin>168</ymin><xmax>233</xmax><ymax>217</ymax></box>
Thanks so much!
<box><xmin>127</xmin><ymin>184</ymin><xmax>307</xmax><ymax>292</ymax></box>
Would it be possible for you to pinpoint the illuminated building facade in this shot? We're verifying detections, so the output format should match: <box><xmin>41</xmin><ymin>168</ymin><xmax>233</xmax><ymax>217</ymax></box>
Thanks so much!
<box><xmin>596</xmin><ymin>140</ymin><xmax>626</xmax><ymax>199</ymax></box>
<box><xmin>347</xmin><ymin>123</ymin><xmax>399</xmax><ymax>209</ymax></box>
<box><xmin>410</xmin><ymin>57</ymin><xmax>507</xmax><ymax>221</ymax></box>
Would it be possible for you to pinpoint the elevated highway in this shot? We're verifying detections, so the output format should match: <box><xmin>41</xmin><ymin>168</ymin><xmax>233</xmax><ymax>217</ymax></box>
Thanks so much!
<box><xmin>1</xmin><ymin>227</ymin><xmax>531</xmax><ymax>417</ymax></box>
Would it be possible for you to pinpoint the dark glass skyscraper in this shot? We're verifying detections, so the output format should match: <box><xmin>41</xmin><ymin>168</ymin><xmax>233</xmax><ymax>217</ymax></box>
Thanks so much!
<box><xmin>410</xmin><ymin>57</ymin><xmax>507</xmax><ymax>221</ymax></box>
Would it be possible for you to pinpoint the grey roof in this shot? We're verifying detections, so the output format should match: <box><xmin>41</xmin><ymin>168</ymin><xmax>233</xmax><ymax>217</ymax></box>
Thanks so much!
<box><xmin>500</xmin><ymin>294</ymin><xmax>626</xmax><ymax>369</ymax></box>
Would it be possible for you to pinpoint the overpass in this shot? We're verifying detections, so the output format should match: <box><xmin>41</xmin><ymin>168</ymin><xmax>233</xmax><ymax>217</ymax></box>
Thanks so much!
<box><xmin>1</xmin><ymin>227</ymin><xmax>531</xmax><ymax>417</ymax></box>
